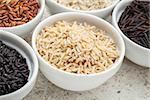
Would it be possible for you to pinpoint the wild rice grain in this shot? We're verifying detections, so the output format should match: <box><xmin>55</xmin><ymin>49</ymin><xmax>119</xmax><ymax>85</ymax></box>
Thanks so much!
<box><xmin>118</xmin><ymin>0</ymin><xmax>150</xmax><ymax>49</ymax></box>
<box><xmin>0</xmin><ymin>40</ymin><xmax>29</xmax><ymax>95</ymax></box>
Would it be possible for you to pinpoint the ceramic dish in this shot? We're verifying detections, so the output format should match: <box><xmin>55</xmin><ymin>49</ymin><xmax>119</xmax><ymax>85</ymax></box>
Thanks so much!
<box><xmin>112</xmin><ymin>0</ymin><xmax>150</xmax><ymax>67</ymax></box>
<box><xmin>0</xmin><ymin>0</ymin><xmax>45</xmax><ymax>38</ymax></box>
<box><xmin>0</xmin><ymin>30</ymin><xmax>39</xmax><ymax>100</ymax></box>
<box><xmin>32</xmin><ymin>12</ymin><xmax>125</xmax><ymax>91</ymax></box>
<box><xmin>46</xmin><ymin>0</ymin><xmax>119</xmax><ymax>18</ymax></box>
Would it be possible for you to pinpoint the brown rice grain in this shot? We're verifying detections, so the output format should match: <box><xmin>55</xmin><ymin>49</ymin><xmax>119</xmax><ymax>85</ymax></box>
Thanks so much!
<box><xmin>36</xmin><ymin>20</ymin><xmax>119</xmax><ymax>74</ymax></box>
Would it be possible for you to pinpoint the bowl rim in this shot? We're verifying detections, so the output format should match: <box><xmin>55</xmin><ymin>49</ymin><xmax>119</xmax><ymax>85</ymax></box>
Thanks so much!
<box><xmin>0</xmin><ymin>30</ymin><xmax>39</xmax><ymax>98</ymax></box>
<box><xmin>112</xmin><ymin>0</ymin><xmax>150</xmax><ymax>52</ymax></box>
<box><xmin>32</xmin><ymin>12</ymin><xmax>125</xmax><ymax>77</ymax></box>
<box><xmin>0</xmin><ymin>0</ymin><xmax>45</xmax><ymax>29</ymax></box>
<box><xmin>46</xmin><ymin>0</ymin><xmax>120</xmax><ymax>13</ymax></box>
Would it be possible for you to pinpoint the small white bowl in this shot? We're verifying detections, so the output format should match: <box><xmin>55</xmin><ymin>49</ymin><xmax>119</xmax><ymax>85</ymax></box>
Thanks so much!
<box><xmin>32</xmin><ymin>12</ymin><xmax>125</xmax><ymax>91</ymax></box>
<box><xmin>0</xmin><ymin>0</ymin><xmax>45</xmax><ymax>38</ymax></box>
<box><xmin>46</xmin><ymin>0</ymin><xmax>120</xmax><ymax>18</ymax></box>
<box><xmin>0</xmin><ymin>30</ymin><xmax>39</xmax><ymax>100</ymax></box>
<box><xmin>112</xmin><ymin>0</ymin><xmax>150</xmax><ymax>67</ymax></box>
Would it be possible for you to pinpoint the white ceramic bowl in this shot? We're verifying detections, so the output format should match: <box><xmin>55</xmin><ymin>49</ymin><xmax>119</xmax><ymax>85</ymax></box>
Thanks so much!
<box><xmin>112</xmin><ymin>0</ymin><xmax>150</xmax><ymax>67</ymax></box>
<box><xmin>0</xmin><ymin>0</ymin><xmax>45</xmax><ymax>38</ymax></box>
<box><xmin>46</xmin><ymin>0</ymin><xmax>120</xmax><ymax>18</ymax></box>
<box><xmin>0</xmin><ymin>30</ymin><xmax>39</xmax><ymax>100</ymax></box>
<box><xmin>32</xmin><ymin>12</ymin><xmax>125</xmax><ymax>91</ymax></box>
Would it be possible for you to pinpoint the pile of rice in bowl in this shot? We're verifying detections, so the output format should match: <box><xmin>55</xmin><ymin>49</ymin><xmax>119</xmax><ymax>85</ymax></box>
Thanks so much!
<box><xmin>36</xmin><ymin>20</ymin><xmax>119</xmax><ymax>74</ymax></box>
<box><xmin>55</xmin><ymin>0</ymin><xmax>113</xmax><ymax>11</ymax></box>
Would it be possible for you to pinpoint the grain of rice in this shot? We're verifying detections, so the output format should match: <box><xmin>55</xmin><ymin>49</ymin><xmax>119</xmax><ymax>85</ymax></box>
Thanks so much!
<box><xmin>36</xmin><ymin>20</ymin><xmax>119</xmax><ymax>74</ymax></box>
<box><xmin>0</xmin><ymin>0</ymin><xmax>15</xmax><ymax>4</ymax></box>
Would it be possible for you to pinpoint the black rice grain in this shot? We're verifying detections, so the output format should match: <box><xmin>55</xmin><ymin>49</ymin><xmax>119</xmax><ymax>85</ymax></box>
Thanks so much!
<box><xmin>0</xmin><ymin>40</ymin><xmax>29</xmax><ymax>96</ymax></box>
<box><xmin>118</xmin><ymin>0</ymin><xmax>150</xmax><ymax>49</ymax></box>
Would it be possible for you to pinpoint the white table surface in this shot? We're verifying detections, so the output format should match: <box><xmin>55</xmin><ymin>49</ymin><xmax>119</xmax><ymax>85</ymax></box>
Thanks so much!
<box><xmin>23</xmin><ymin>7</ymin><xmax>150</xmax><ymax>100</ymax></box>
